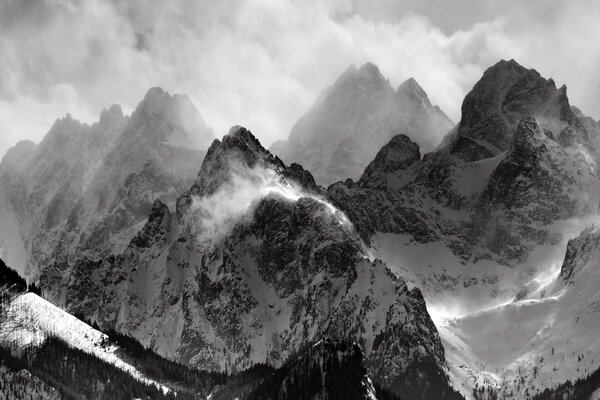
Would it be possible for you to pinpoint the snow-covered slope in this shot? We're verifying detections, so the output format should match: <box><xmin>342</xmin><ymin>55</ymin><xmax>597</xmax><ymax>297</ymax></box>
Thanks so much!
<box><xmin>436</xmin><ymin>224</ymin><xmax>600</xmax><ymax>399</ymax></box>
<box><xmin>0</xmin><ymin>292</ymin><xmax>169</xmax><ymax>393</ymax></box>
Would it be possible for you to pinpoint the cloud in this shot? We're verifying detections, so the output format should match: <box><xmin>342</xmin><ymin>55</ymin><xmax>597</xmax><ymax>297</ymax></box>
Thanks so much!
<box><xmin>189</xmin><ymin>160</ymin><xmax>351</xmax><ymax>242</ymax></box>
<box><xmin>1</xmin><ymin>0</ymin><xmax>600</xmax><ymax>159</ymax></box>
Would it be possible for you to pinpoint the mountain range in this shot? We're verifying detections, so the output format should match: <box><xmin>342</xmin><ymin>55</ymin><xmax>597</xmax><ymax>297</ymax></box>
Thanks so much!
<box><xmin>1</xmin><ymin>59</ymin><xmax>600</xmax><ymax>400</ymax></box>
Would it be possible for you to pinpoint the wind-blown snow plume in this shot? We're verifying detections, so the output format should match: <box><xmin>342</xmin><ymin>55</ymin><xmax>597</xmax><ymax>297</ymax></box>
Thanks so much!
<box><xmin>190</xmin><ymin>162</ymin><xmax>352</xmax><ymax>242</ymax></box>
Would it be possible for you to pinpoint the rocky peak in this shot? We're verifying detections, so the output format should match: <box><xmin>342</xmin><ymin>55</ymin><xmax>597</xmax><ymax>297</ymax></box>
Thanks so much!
<box><xmin>559</xmin><ymin>227</ymin><xmax>600</xmax><ymax>283</ymax></box>
<box><xmin>338</xmin><ymin>62</ymin><xmax>388</xmax><ymax>87</ymax></box>
<box><xmin>449</xmin><ymin>59</ymin><xmax>586</xmax><ymax>162</ymax></box>
<box><xmin>123</xmin><ymin>87</ymin><xmax>213</xmax><ymax>150</ymax></box>
<box><xmin>201</xmin><ymin>126</ymin><xmax>283</xmax><ymax>182</ymax></box>
<box><xmin>135</xmin><ymin>87</ymin><xmax>172</xmax><ymax>118</ymax></box>
<box><xmin>462</xmin><ymin>59</ymin><xmax>527</xmax><ymax>116</ymax></box>
<box><xmin>91</xmin><ymin>104</ymin><xmax>127</xmax><ymax>146</ymax></box>
<box><xmin>99</xmin><ymin>104</ymin><xmax>124</xmax><ymax>126</ymax></box>
<box><xmin>176</xmin><ymin>126</ymin><xmax>306</xmax><ymax>220</ymax></box>
<box><xmin>360</xmin><ymin>134</ymin><xmax>421</xmax><ymax>184</ymax></box>
<box><xmin>129</xmin><ymin>199</ymin><xmax>171</xmax><ymax>249</ymax></box>
<box><xmin>326</xmin><ymin>62</ymin><xmax>393</xmax><ymax>103</ymax></box>
<box><xmin>473</xmin><ymin>115</ymin><xmax>597</xmax><ymax>262</ymax></box>
<box><xmin>42</xmin><ymin>114</ymin><xmax>89</xmax><ymax>146</ymax></box>
<box><xmin>397</xmin><ymin>77</ymin><xmax>432</xmax><ymax>107</ymax></box>
<box><xmin>222</xmin><ymin>125</ymin><xmax>273</xmax><ymax>159</ymax></box>
<box><xmin>478</xmin><ymin>117</ymin><xmax>550</xmax><ymax>209</ymax></box>
<box><xmin>511</xmin><ymin>117</ymin><xmax>547</xmax><ymax>159</ymax></box>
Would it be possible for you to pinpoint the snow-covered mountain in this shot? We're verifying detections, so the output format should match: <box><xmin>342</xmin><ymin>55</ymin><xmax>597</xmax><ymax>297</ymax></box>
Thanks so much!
<box><xmin>0</xmin><ymin>87</ymin><xmax>214</xmax><ymax>281</ymax></box>
<box><xmin>43</xmin><ymin>126</ymin><xmax>457</xmax><ymax>399</ymax></box>
<box><xmin>270</xmin><ymin>62</ymin><xmax>453</xmax><ymax>185</ymax></box>
<box><xmin>2</xmin><ymin>58</ymin><xmax>600</xmax><ymax>400</ymax></box>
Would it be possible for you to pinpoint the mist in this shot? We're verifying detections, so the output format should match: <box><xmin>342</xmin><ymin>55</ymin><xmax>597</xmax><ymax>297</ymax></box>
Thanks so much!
<box><xmin>2</xmin><ymin>0</ymin><xmax>600</xmax><ymax>159</ymax></box>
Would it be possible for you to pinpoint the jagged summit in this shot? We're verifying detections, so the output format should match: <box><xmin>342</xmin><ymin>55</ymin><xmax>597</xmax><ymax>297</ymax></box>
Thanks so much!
<box><xmin>177</xmin><ymin>125</ymin><xmax>318</xmax><ymax>219</ymax></box>
<box><xmin>120</xmin><ymin>87</ymin><xmax>213</xmax><ymax>151</ymax></box>
<box><xmin>448</xmin><ymin>58</ymin><xmax>587</xmax><ymax>161</ymax></box>
<box><xmin>98</xmin><ymin>104</ymin><xmax>124</xmax><ymax>125</ymax></box>
<box><xmin>46</xmin><ymin>114</ymin><xmax>82</xmax><ymax>137</ymax></box>
<box><xmin>223</xmin><ymin>125</ymin><xmax>271</xmax><ymax>155</ymax></box>
<box><xmin>203</xmin><ymin>125</ymin><xmax>280</xmax><ymax>171</ymax></box>
<box><xmin>360</xmin><ymin>134</ymin><xmax>421</xmax><ymax>185</ymax></box>
<box><xmin>138</xmin><ymin>87</ymin><xmax>170</xmax><ymax>112</ymax></box>
<box><xmin>397</xmin><ymin>77</ymin><xmax>431</xmax><ymax>106</ymax></box>
<box><xmin>134</xmin><ymin>87</ymin><xmax>191</xmax><ymax>120</ymax></box>
<box><xmin>337</xmin><ymin>62</ymin><xmax>386</xmax><ymax>85</ymax></box>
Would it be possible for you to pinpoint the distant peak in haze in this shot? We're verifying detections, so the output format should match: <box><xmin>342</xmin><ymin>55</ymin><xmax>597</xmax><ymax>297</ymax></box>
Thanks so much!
<box><xmin>357</xmin><ymin>61</ymin><xmax>383</xmax><ymax>76</ymax></box>
<box><xmin>135</xmin><ymin>87</ymin><xmax>176</xmax><ymax>117</ymax></box>
<box><xmin>336</xmin><ymin>62</ymin><xmax>388</xmax><ymax>88</ymax></box>
<box><xmin>99</xmin><ymin>104</ymin><xmax>124</xmax><ymax>125</ymax></box>
<box><xmin>271</xmin><ymin>61</ymin><xmax>454</xmax><ymax>185</ymax></box>
<box><xmin>135</xmin><ymin>87</ymin><xmax>205</xmax><ymax>120</ymax></box>
<box><xmin>129</xmin><ymin>86</ymin><xmax>214</xmax><ymax>150</ymax></box>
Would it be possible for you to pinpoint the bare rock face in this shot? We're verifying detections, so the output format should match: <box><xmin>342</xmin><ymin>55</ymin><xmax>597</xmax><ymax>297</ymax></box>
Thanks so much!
<box><xmin>449</xmin><ymin>59</ymin><xmax>589</xmax><ymax>162</ymax></box>
<box><xmin>360</xmin><ymin>134</ymin><xmax>421</xmax><ymax>186</ymax></box>
<box><xmin>558</xmin><ymin>227</ymin><xmax>600</xmax><ymax>284</ymax></box>
<box><xmin>270</xmin><ymin>62</ymin><xmax>453</xmax><ymax>185</ymax></box>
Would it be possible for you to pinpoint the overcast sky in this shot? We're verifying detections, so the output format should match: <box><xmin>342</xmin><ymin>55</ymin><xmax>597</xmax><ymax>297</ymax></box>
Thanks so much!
<box><xmin>1</xmin><ymin>0</ymin><xmax>599</xmax><ymax>158</ymax></box>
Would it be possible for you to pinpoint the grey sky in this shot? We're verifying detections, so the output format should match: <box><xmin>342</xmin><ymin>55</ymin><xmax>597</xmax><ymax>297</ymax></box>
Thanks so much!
<box><xmin>1</xmin><ymin>0</ymin><xmax>599</xmax><ymax>158</ymax></box>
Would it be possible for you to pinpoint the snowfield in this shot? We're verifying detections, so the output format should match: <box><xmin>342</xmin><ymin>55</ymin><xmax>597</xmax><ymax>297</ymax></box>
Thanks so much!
<box><xmin>369</xmin><ymin>223</ymin><xmax>600</xmax><ymax>399</ymax></box>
